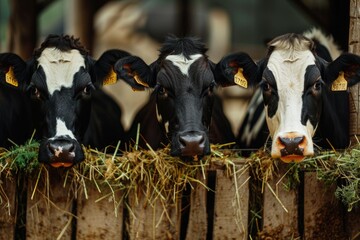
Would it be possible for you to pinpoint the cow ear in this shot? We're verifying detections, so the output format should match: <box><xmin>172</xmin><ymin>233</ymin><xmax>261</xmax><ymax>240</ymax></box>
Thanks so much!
<box><xmin>94</xmin><ymin>49</ymin><xmax>131</xmax><ymax>86</ymax></box>
<box><xmin>0</xmin><ymin>53</ymin><xmax>27</xmax><ymax>90</ymax></box>
<box><xmin>114</xmin><ymin>56</ymin><xmax>155</xmax><ymax>91</ymax></box>
<box><xmin>325</xmin><ymin>53</ymin><xmax>360</xmax><ymax>91</ymax></box>
<box><xmin>214</xmin><ymin>52</ymin><xmax>258</xmax><ymax>88</ymax></box>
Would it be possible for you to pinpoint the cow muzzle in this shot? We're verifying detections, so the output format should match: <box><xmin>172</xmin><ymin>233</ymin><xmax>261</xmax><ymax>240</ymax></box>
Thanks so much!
<box><xmin>39</xmin><ymin>138</ymin><xmax>84</xmax><ymax>167</ymax></box>
<box><xmin>177</xmin><ymin>131</ymin><xmax>209</xmax><ymax>157</ymax></box>
<box><xmin>273</xmin><ymin>132</ymin><xmax>312</xmax><ymax>163</ymax></box>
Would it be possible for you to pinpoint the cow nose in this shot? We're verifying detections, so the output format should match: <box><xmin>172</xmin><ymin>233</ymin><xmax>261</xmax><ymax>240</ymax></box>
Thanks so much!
<box><xmin>179</xmin><ymin>131</ymin><xmax>206</xmax><ymax>156</ymax></box>
<box><xmin>48</xmin><ymin>139</ymin><xmax>76</xmax><ymax>167</ymax></box>
<box><xmin>278</xmin><ymin>136</ymin><xmax>305</xmax><ymax>157</ymax></box>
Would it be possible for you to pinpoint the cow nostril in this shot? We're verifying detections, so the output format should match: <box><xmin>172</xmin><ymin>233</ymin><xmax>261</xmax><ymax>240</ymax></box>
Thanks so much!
<box><xmin>48</xmin><ymin>143</ymin><xmax>55</xmax><ymax>154</ymax></box>
<box><xmin>179</xmin><ymin>136</ymin><xmax>187</xmax><ymax>147</ymax></box>
<box><xmin>68</xmin><ymin>143</ymin><xmax>75</xmax><ymax>152</ymax></box>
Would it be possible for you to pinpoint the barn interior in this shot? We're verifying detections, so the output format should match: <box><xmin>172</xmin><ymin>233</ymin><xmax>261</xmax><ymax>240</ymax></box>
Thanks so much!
<box><xmin>0</xmin><ymin>0</ymin><xmax>350</xmax><ymax>135</ymax></box>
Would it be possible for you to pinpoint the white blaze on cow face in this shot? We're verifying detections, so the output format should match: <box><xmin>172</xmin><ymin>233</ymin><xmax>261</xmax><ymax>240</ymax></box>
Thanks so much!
<box><xmin>266</xmin><ymin>45</ymin><xmax>317</xmax><ymax>161</ymax></box>
<box><xmin>37</xmin><ymin>48</ymin><xmax>85</xmax><ymax>95</ymax></box>
<box><xmin>50</xmin><ymin>118</ymin><xmax>76</xmax><ymax>140</ymax></box>
<box><xmin>165</xmin><ymin>54</ymin><xmax>202</xmax><ymax>76</ymax></box>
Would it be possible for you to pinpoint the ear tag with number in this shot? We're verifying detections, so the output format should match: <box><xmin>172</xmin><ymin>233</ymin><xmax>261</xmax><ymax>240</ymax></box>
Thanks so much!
<box><xmin>5</xmin><ymin>67</ymin><xmax>19</xmax><ymax>87</ymax></box>
<box><xmin>234</xmin><ymin>68</ymin><xmax>248</xmax><ymax>88</ymax></box>
<box><xmin>134</xmin><ymin>73</ymin><xmax>149</xmax><ymax>88</ymax></box>
<box><xmin>103</xmin><ymin>68</ymin><xmax>117</xmax><ymax>85</ymax></box>
<box><xmin>331</xmin><ymin>71</ymin><xmax>347</xmax><ymax>91</ymax></box>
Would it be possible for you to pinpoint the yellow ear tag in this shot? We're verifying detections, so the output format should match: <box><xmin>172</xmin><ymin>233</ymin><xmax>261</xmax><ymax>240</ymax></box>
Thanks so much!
<box><xmin>234</xmin><ymin>68</ymin><xmax>248</xmax><ymax>88</ymax></box>
<box><xmin>134</xmin><ymin>73</ymin><xmax>149</xmax><ymax>88</ymax></box>
<box><xmin>5</xmin><ymin>67</ymin><xmax>19</xmax><ymax>87</ymax></box>
<box><xmin>331</xmin><ymin>71</ymin><xmax>348</xmax><ymax>91</ymax></box>
<box><xmin>103</xmin><ymin>68</ymin><xmax>117</xmax><ymax>85</ymax></box>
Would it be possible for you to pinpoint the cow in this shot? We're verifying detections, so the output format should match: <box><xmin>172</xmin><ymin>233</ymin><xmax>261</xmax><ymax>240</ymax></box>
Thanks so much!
<box><xmin>216</xmin><ymin>29</ymin><xmax>360</xmax><ymax>162</ymax></box>
<box><xmin>0</xmin><ymin>34</ymin><xmax>128</xmax><ymax>167</ymax></box>
<box><xmin>237</xmin><ymin>29</ymin><xmax>343</xmax><ymax>152</ymax></box>
<box><xmin>0</xmin><ymin>83</ymin><xmax>35</xmax><ymax>149</ymax></box>
<box><xmin>115</xmin><ymin>36</ymin><xmax>235</xmax><ymax>159</ymax></box>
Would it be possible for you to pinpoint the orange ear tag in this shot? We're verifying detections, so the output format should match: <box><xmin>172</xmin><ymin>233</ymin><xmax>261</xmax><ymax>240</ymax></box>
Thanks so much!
<box><xmin>103</xmin><ymin>68</ymin><xmax>117</xmax><ymax>86</ymax></box>
<box><xmin>5</xmin><ymin>67</ymin><xmax>19</xmax><ymax>87</ymax></box>
<box><xmin>234</xmin><ymin>68</ymin><xmax>248</xmax><ymax>88</ymax></box>
<box><xmin>331</xmin><ymin>71</ymin><xmax>347</xmax><ymax>91</ymax></box>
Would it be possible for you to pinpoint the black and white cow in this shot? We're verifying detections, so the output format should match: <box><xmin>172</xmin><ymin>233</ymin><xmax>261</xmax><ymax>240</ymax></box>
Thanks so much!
<box><xmin>0</xmin><ymin>82</ymin><xmax>35</xmax><ymax>149</ymax></box>
<box><xmin>0</xmin><ymin>34</ymin><xmax>128</xmax><ymax>167</ymax></box>
<box><xmin>237</xmin><ymin>29</ymin><xmax>344</xmax><ymax>151</ymax></box>
<box><xmin>217</xmin><ymin>30</ymin><xmax>360</xmax><ymax>162</ymax></box>
<box><xmin>116</xmin><ymin>36</ymin><xmax>235</xmax><ymax>158</ymax></box>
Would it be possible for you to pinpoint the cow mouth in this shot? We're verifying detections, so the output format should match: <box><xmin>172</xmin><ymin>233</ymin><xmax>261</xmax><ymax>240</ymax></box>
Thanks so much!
<box><xmin>280</xmin><ymin>155</ymin><xmax>305</xmax><ymax>163</ymax></box>
<box><xmin>49</xmin><ymin>162</ymin><xmax>74</xmax><ymax>168</ymax></box>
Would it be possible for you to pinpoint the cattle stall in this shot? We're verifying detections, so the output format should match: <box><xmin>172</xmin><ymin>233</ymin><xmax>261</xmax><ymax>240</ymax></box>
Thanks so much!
<box><xmin>1</xmin><ymin>2</ymin><xmax>360</xmax><ymax>240</ymax></box>
<box><xmin>0</xmin><ymin>144</ymin><xmax>359</xmax><ymax>240</ymax></box>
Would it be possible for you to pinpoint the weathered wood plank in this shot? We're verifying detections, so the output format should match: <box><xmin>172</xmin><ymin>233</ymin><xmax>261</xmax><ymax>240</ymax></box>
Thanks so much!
<box><xmin>0</xmin><ymin>176</ymin><xmax>16</xmax><ymax>240</ymax></box>
<box><xmin>26</xmin><ymin>168</ymin><xmax>74</xmax><ymax>240</ymax></box>
<box><xmin>127</xmin><ymin>187</ymin><xmax>179</xmax><ymax>239</ymax></box>
<box><xmin>262</xmin><ymin>163</ymin><xmax>299</xmax><ymax>239</ymax></box>
<box><xmin>185</xmin><ymin>171</ymin><xmax>207</xmax><ymax>240</ymax></box>
<box><xmin>303</xmin><ymin>172</ymin><xmax>348</xmax><ymax>240</ymax></box>
<box><xmin>349</xmin><ymin>0</ymin><xmax>360</xmax><ymax>142</ymax></box>
<box><xmin>347</xmin><ymin>208</ymin><xmax>360</xmax><ymax>239</ymax></box>
<box><xmin>348</xmin><ymin>2</ymin><xmax>360</xmax><ymax>239</ymax></box>
<box><xmin>76</xmin><ymin>182</ymin><xmax>123</xmax><ymax>239</ymax></box>
<box><xmin>212</xmin><ymin>164</ymin><xmax>249</xmax><ymax>240</ymax></box>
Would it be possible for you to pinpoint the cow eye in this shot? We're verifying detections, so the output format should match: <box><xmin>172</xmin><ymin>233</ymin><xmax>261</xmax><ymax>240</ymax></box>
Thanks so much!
<box><xmin>156</xmin><ymin>85</ymin><xmax>168</xmax><ymax>97</ymax></box>
<box><xmin>261</xmin><ymin>81</ymin><xmax>271</xmax><ymax>92</ymax></box>
<box><xmin>30</xmin><ymin>87</ymin><xmax>41</xmax><ymax>99</ymax></box>
<box><xmin>83</xmin><ymin>85</ymin><xmax>92</xmax><ymax>95</ymax></box>
<box><xmin>313</xmin><ymin>80</ymin><xmax>322</xmax><ymax>91</ymax></box>
<box><xmin>77</xmin><ymin>84</ymin><xmax>94</xmax><ymax>98</ymax></box>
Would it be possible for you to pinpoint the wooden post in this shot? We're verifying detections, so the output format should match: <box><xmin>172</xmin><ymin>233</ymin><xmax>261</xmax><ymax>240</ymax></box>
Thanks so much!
<box><xmin>76</xmin><ymin>182</ymin><xmax>123</xmax><ymax>240</ymax></box>
<box><xmin>303</xmin><ymin>172</ymin><xmax>348</xmax><ymax>239</ymax></box>
<box><xmin>262</xmin><ymin>163</ymin><xmax>300</xmax><ymax>239</ymax></box>
<box><xmin>184</xmin><ymin>171</ymin><xmax>208</xmax><ymax>240</ymax></box>
<box><xmin>0</xmin><ymin>177</ymin><xmax>17</xmax><ymax>240</ymax></box>
<box><xmin>7</xmin><ymin>0</ymin><xmax>37</xmax><ymax>58</ymax></box>
<box><xmin>212</xmin><ymin>164</ymin><xmax>249</xmax><ymax>239</ymax></box>
<box><xmin>348</xmin><ymin>3</ymin><xmax>360</xmax><ymax>238</ymax></box>
<box><xmin>26</xmin><ymin>168</ymin><xmax>74</xmax><ymax>240</ymax></box>
<box><xmin>126</xmin><ymin>186</ymin><xmax>179</xmax><ymax>239</ymax></box>
<box><xmin>349</xmin><ymin>0</ymin><xmax>360</xmax><ymax>144</ymax></box>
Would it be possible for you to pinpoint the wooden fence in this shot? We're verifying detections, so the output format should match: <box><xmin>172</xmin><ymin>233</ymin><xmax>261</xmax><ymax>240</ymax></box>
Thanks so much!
<box><xmin>0</xmin><ymin>159</ymin><xmax>359</xmax><ymax>240</ymax></box>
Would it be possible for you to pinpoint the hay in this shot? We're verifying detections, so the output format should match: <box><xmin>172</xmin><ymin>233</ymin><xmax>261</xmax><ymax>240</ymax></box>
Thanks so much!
<box><xmin>0</xmin><ymin>139</ymin><xmax>359</xmax><ymax>212</ymax></box>
<box><xmin>246</xmin><ymin>146</ymin><xmax>360</xmax><ymax>212</ymax></box>
<box><xmin>0</xmin><ymin>139</ymin><xmax>240</xmax><ymax>216</ymax></box>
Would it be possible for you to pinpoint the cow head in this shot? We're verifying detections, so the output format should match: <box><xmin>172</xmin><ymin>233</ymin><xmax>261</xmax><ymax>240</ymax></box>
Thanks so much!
<box><xmin>115</xmin><ymin>36</ymin><xmax>235</xmax><ymax>158</ymax></box>
<box><xmin>217</xmin><ymin>33</ymin><xmax>360</xmax><ymax>162</ymax></box>
<box><xmin>0</xmin><ymin>35</ymin><xmax>130</xmax><ymax>167</ymax></box>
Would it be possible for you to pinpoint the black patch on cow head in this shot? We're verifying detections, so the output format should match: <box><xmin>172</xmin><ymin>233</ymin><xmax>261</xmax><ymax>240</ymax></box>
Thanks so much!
<box><xmin>259</xmin><ymin>67</ymin><xmax>278</xmax><ymax>118</ymax></box>
<box><xmin>301</xmin><ymin>64</ymin><xmax>323</xmax><ymax>127</ymax></box>
<box><xmin>158</xmin><ymin>36</ymin><xmax>208</xmax><ymax>60</ymax></box>
<box><xmin>34</xmin><ymin>34</ymin><xmax>89</xmax><ymax>58</ymax></box>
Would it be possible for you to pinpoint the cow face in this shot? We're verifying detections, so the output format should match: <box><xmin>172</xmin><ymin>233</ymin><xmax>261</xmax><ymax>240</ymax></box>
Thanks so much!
<box><xmin>115</xmin><ymin>36</ymin><xmax>233</xmax><ymax>158</ymax></box>
<box><xmin>217</xmin><ymin>33</ymin><xmax>360</xmax><ymax>162</ymax></box>
<box><xmin>0</xmin><ymin>35</ymin><xmax>129</xmax><ymax>167</ymax></box>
